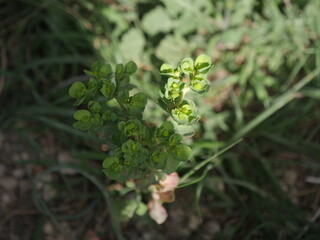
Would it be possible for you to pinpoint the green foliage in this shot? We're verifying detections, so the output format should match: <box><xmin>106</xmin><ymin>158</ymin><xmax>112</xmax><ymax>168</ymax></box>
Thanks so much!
<box><xmin>170</xmin><ymin>144</ymin><xmax>192</xmax><ymax>161</ymax></box>
<box><xmin>5</xmin><ymin>0</ymin><xmax>320</xmax><ymax>237</ymax></box>
<box><xmin>142</xmin><ymin>6</ymin><xmax>172</xmax><ymax>36</ymax></box>
<box><xmin>69</xmin><ymin>82</ymin><xmax>87</xmax><ymax>99</ymax></box>
<box><xmin>159</xmin><ymin>54</ymin><xmax>212</xmax><ymax>125</ymax></box>
<box><xmin>171</xmin><ymin>100</ymin><xmax>200</xmax><ymax>125</ymax></box>
<box><xmin>129</xmin><ymin>92</ymin><xmax>148</xmax><ymax>110</ymax></box>
<box><xmin>69</xmin><ymin>56</ymin><xmax>211</xmax><ymax>183</ymax></box>
<box><xmin>194</xmin><ymin>54</ymin><xmax>212</xmax><ymax>74</ymax></box>
<box><xmin>150</xmin><ymin>151</ymin><xmax>168</xmax><ymax>169</ymax></box>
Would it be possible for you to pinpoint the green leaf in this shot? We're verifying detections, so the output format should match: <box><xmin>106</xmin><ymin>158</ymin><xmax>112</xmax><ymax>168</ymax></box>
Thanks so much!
<box><xmin>125</xmin><ymin>61</ymin><xmax>137</xmax><ymax>75</ymax></box>
<box><xmin>90</xmin><ymin>113</ymin><xmax>103</xmax><ymax>131</ymax></box>
<box><xmin>156</xmin><ymin>35</ymin><xmax>190</xmax><ymax>65</ymax></box>
<box><xmin>135</xmin><ymin>202</ymin><xmax>148</xmax><ymax>216</ymax></box>
<box><xmin>118</xmin><ymin>119</ymin><xmax>142</xmax><ymax>138</ymax></box>
<box><xmin>140</xmin><ymin>125</ymin><xmax>151</xmax><ymax>141</ymax></box>
<box><xmin>173</xmin><ymin>123</ymin><xmax>195</xmax><ymax>137</ymax></box>
<box><xmin>74</xmin><ymin>109</ymin><xmax>91</xmax><ymax>121</ymax></box>
<box><xmin>88</xmin><ymin>78</ymin><xmax>98</xmax><ymax>89</ymax></box>
<box><xmin>88</xmin><ymin>101</ymin><xmax>101</xmax><ymax>113</ymax></box>
<box><xmin>121</xmin><ymin>140</ymin><xmax>148</xmax><ymax>167</ymax></box>
<box><xmin>150</xmin><ymin>151</ymin><xmax>168</xmax><ymax>169</ymax></box>
<box><xmin>73</xmin><ymin>88</ymin><xmax>97</xmax><ymax>106</ymax></box>
<box><xmin>180</xmin><ymin>57</ymin><xmax>194</xmax><ymax>74</ymax></box>
<box><xmin>141</xmin><ymin>6</ymin><xmax>172</xmax><ymax>36</ymax></box>
<box><xmin>100</xmin><ymin>82</ymin><xmax>116</xmax><ymax>99</ymax></box>
<box><xmin>165</xmin><ymin>156</ymin><xmax>180</xmax><ymax>173</ymax></box>
<box><xmin>121</xmin><ymin>139</ymin><xmax>140</xmax><ymax>154</ymax></box>
<box><xmin>171</xmin><ymin>100</ymin><xmax>199</xmax><ymax>125</ymax></box>
<box><xmin>175</xmin><ymin>11</ymin><xmax>198</xmax><ymax>35</ymax></box>
<box><xmin>129</xmin><ymin>92</ymin><xmax>148</xmax><ymax>109</ymax></box>
<box><xmin>115</xmin><ymin>64</ymin><xmax>124</xmax><ymax>75</ymax></box>
<box><xmin>160</xmin><ymin>63</ymin><xmax>174</xmax><ymax>76</ymax></box>
<box><xmin>99</xmin><ymin>63</ymin><xmax>113</xmax><ymax>77</ymax></box>
<box><xmin>102</xmin><ymin>157</ymin><xmax>119</xmax><ymax>169</ymax></box>
<box><xmin>155</xmin><ymin>121</ymin><xmax>175</xmax><ymax>140</ymax></box>
<box><xmin>164</xmin><ymin>78</ymin><xmax>185</xmax><ymax>100</ymax></box>
<box><xmin>69</xmin><ymin>82</ymin><xmax>87</xmax><ymax>99</ymax></box>
<box><xmin>83</xmin><ymin>69</ymin><xmax>95</xmax><ymax>77</ymax></box>
<box><xmin>118</xmin><ymin>89</ymin><xmax>130</xmax><ymax>103</ymax></box>
<box><xmin>194</xmin><ymin>54</ymin><xmax>212</xmax><ymax>74</ymax></box>
<box><xmin>171</xmin><ymin>144</ymin><xmax>192</xmax><ymax>161</ymax></box>
<box><xmin>119</xmin><ymin>28</ymin><xmax>145</xmax><ymax>61</ymax></box>
<box><xmin>102</xmin><ymin>156</ymin><xmax>122</xmax><ymax>178</ymax></box>
<box><xmin>190</xmin><ymin>79</ymin><xmax>210</xmax><ymax>94</ymax></box>
<box><xmin>73</xmin><ymin>121</ymin><xmax>92</xmax><ymax>131</ymax></box>
<box><xmin>91</xmin><ymin>60</ymin><xmax>104</xmax><ymax>75</ymax></box>
<box><xmin>169</xmin><ymin>133</ymin><xmax>182</xmax><ymax>146</ymax></box>
<box><xmin>102</xmin><ymin>110</ymin><xmax>117</xmax><ymax>122</ymax></box>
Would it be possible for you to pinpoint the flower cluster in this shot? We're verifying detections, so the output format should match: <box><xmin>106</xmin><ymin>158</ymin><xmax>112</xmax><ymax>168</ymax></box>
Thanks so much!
<box><xmin>159</xmin><ymin>54</ymin><xmax>213</xmax><ymax>125</ymax></box>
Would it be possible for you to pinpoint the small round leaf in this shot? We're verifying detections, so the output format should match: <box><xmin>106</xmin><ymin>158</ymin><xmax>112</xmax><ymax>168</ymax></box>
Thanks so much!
<box><xmin>125</xmin><ymin>61</ymin><xmax>138</xmax><ymax>75</ymax></box>
<box><xmin>160</xmin><ymin>63</ymin><xmax>174</xmax><ymax>75</ymax></box>
<box><xmin>172</xmin><ymin>144</ymin><xmax>192</xmax><ymax>161</ymax></box>
<box><xmin>195</xmin><ymin>54</ymin><xmax>212</xmax><ymax>74</ymax></box>
<box><xmin>150</xmin><ymin>151</ymin><xmax>168</xmax><ymax>169</ymax></box>
<box><xmin>74</xmin><ymin>109</ymin><xmax>91</xmax><ymax>121</ymax></box>
<box><xmin>69</xmin><ymin>82</ymin><xmax>87</xmax><ymax>99</ymax></box>
<box><xmin>180</xmin><ymin>57</ymin><xmax>194</xmax><ymax>74</ymax></box>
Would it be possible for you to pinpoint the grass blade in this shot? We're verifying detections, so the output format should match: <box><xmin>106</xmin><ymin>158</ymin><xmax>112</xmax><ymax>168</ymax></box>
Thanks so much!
<box><xmin>231</xmin><ymin>68</ymin><xmax>320</xmax><ymax>141</ymax></box>
<box><xmin>180</xmin><ymin>139</ymin><xmax>242</xmax><ymax>184</ymax></box>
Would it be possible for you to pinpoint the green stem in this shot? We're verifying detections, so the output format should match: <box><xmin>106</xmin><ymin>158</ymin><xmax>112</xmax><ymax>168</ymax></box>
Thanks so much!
<box><xmin>115</xmin><ymin>97</ymin><xmax>127</xmax><ymax>112</ymax></box>
<box><xmin>180</xmin><ymin>139</ymin><xmax>242</xmax><ymax>184</ymax></box>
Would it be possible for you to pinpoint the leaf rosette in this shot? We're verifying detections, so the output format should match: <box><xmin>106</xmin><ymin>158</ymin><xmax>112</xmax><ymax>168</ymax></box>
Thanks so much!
<box><xmin>150</xmin><ymin>151</ymin><xmax>168</xmax><ymax>169</ymax></box>
<box><xmin>164</xmin><ymin>78</ymin><xmax>185</xmax><ymax>100</ymax></box>
<box><xmin>190</xmin><ymin>74</ymin><xmax>210</xmax><ymax>94</ymax></box>
<box><xmin>69</xmin><ymin>82</ymin><xmax>87</xmax><ymax>99</ymax></box>
<box><xmin>121</xmin><ymin>140</ymin><xmax>149</xmax><ymax>167</ymax></box>
<box><xmin>170</xmin><ymin>144</ymin><xmax>192</xmax><ymax>161</ymax></box>
<box><xmin>160</xmin><ymin>64</ymin><xmax>181</xmax><ymax>79</ymax></box>
<box><xmin>171</xmin><ymin>100</ymin><xmax>200</xmax><ymax>125</ymax></box>
<box><xmin>102</xmin><ymin>157</ymin><xmax>123</xmax><ymax>180</ymax></box>
<box><xmin>154</xmin><ymin>121</ymin><xmax>175</xmax><ymax>141</ymax></box>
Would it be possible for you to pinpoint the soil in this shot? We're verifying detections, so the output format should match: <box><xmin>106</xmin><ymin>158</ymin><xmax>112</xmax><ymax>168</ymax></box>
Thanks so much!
<box><xmin>0</xmin><ymin>131</ymin><xmax>319</xmax><ymax>240</ymax></box>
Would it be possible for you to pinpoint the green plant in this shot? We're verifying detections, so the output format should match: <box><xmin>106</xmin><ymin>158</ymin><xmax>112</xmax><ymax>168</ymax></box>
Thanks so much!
<box><xmin>3</xmin><ymin>0</ymin><xmax>320</xmax><ymax>238</ymax></box>
<box><xmin>69</xmin><ymin>55</ymin><xmax>213</xmax><ymax>185</ymax></box>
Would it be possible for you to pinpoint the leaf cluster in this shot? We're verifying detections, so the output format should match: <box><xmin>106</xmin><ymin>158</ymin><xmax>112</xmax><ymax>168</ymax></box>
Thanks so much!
<box><xmin>159</xmin><ymin>54</ymin><xmax>213</xmax><ymax>126</ymax></box>
<box><xmin>69</xmin><ymin>60</ymin><xmax>194</xmax><ymax>183</ymax></box>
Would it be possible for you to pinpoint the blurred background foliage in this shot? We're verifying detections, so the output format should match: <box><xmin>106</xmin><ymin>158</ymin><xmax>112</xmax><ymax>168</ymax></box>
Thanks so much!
<box><xmin>1</xmin><ymin>0</ymin><xmax>320</xmax><ymax>239</ymax></box>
